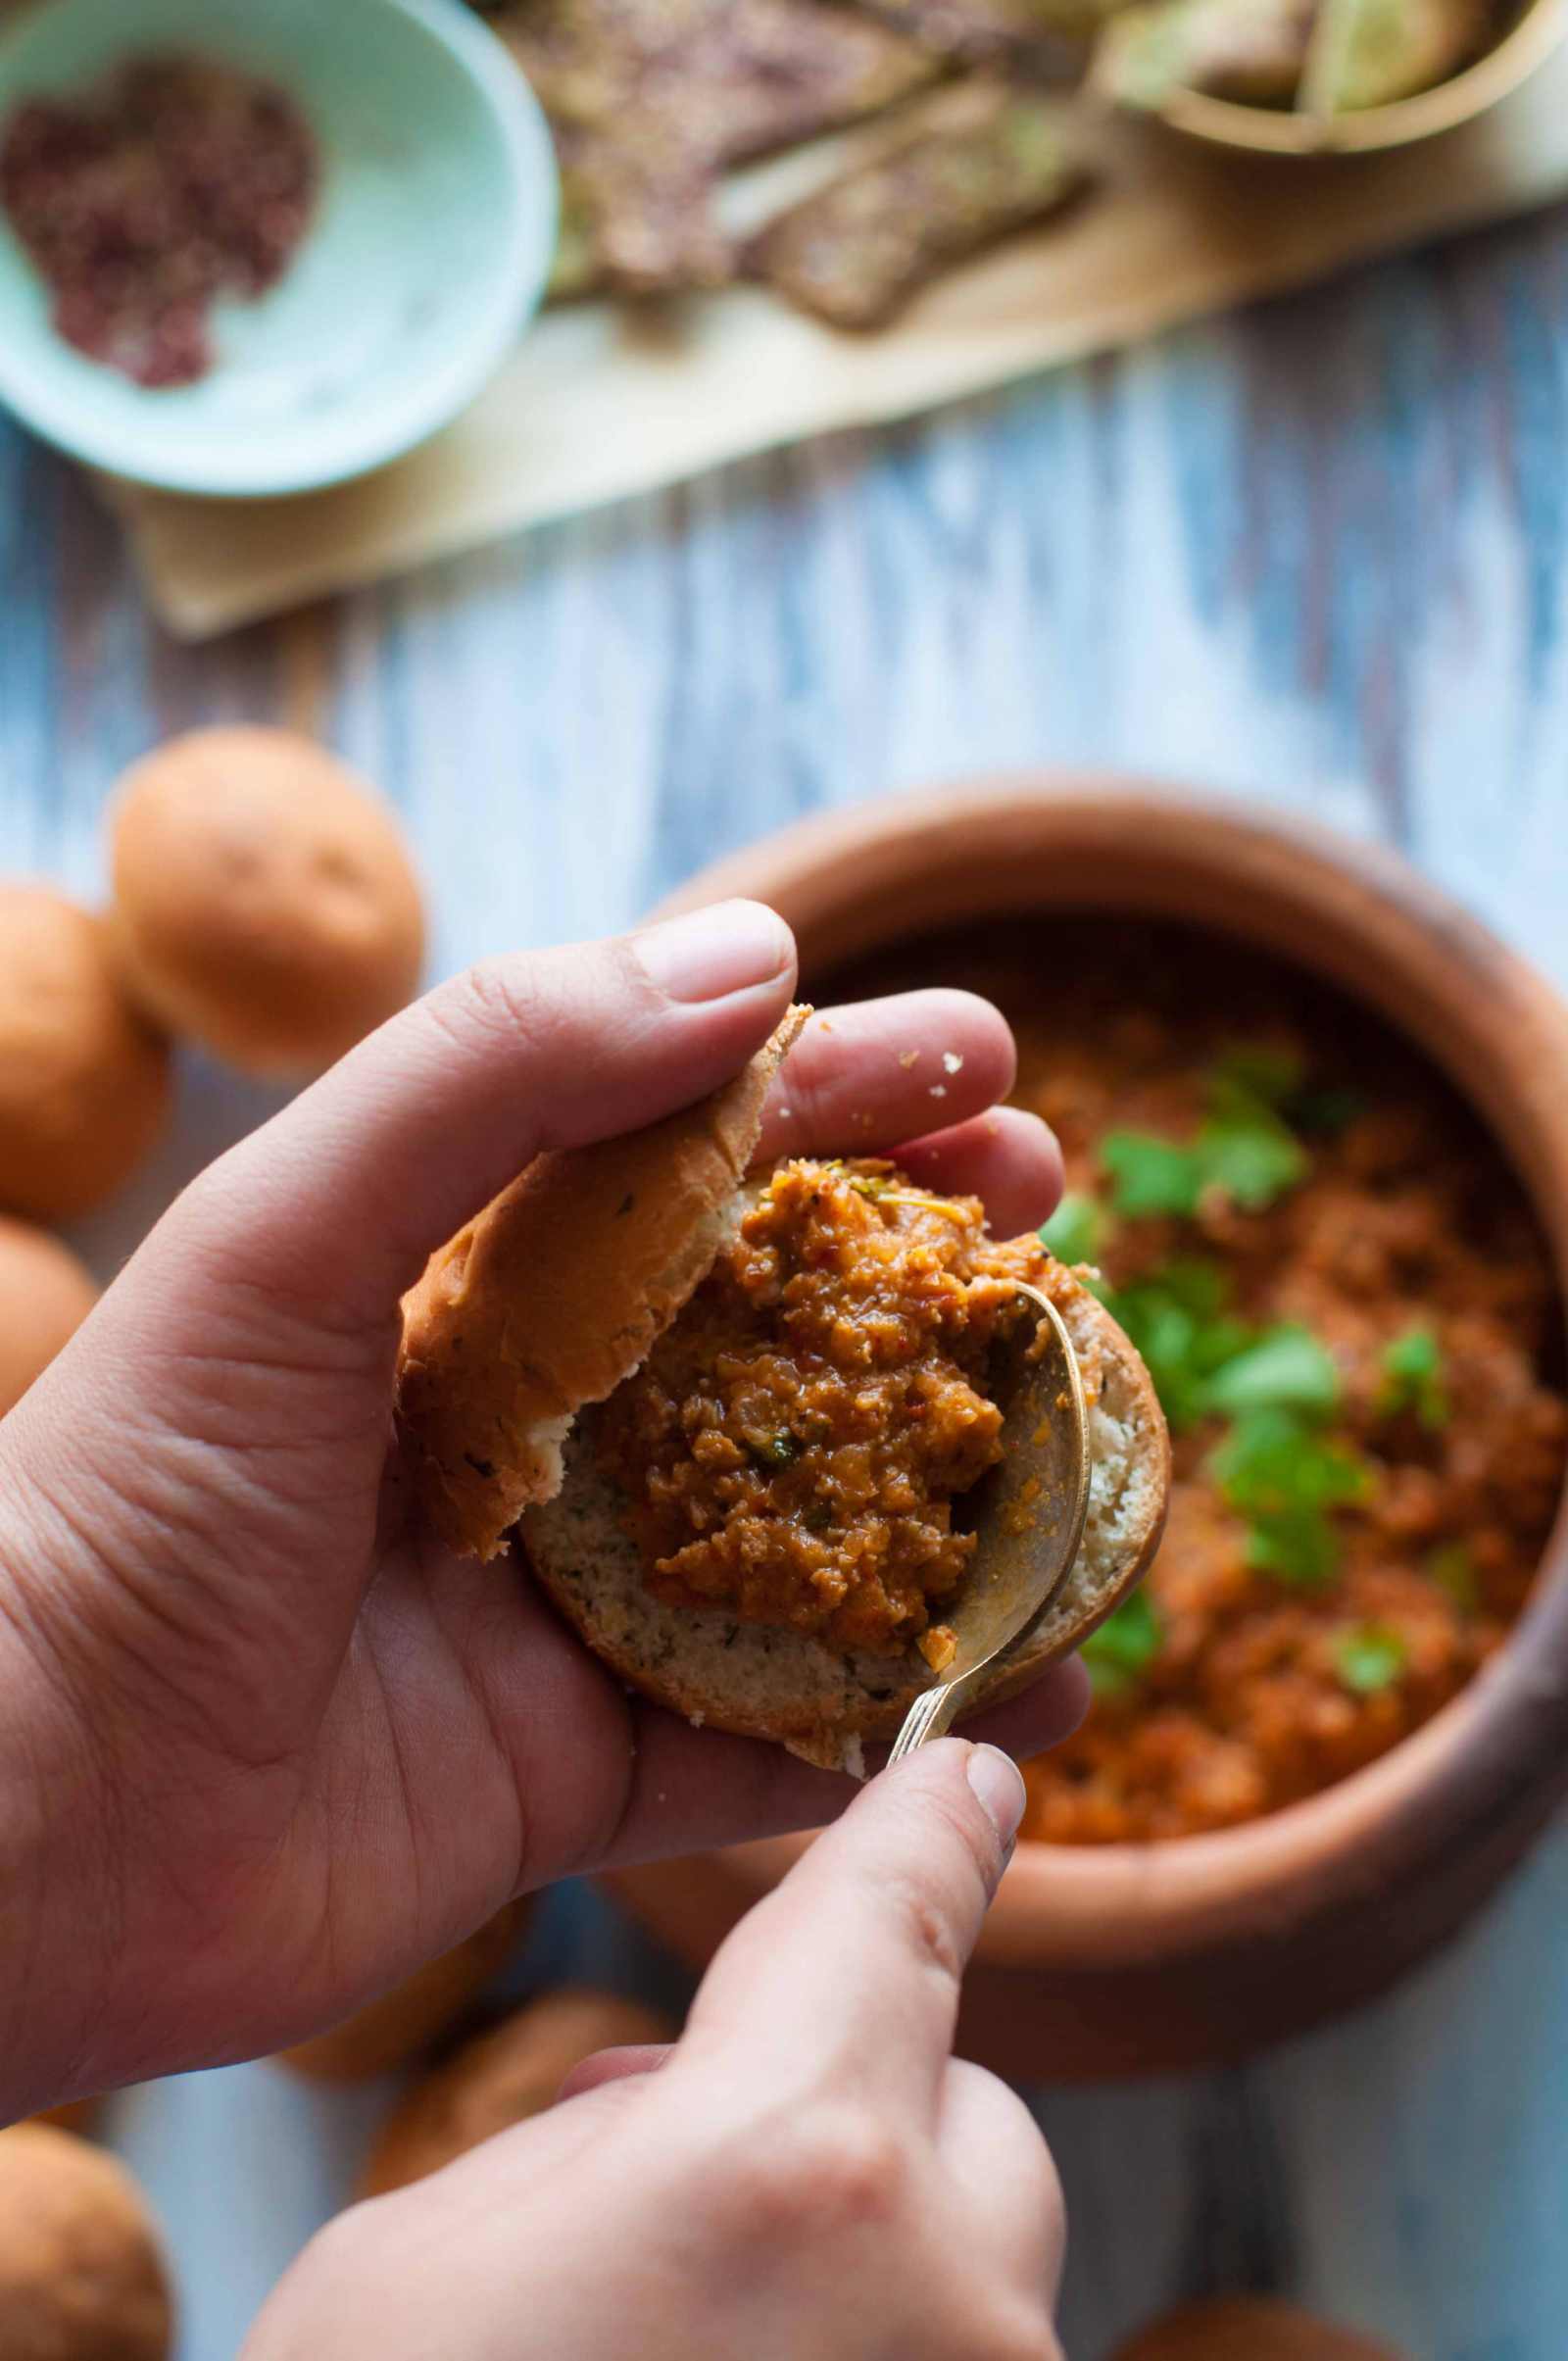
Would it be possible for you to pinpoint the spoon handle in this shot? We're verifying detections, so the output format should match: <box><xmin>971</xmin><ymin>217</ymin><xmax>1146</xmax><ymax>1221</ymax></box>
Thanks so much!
<box><xmin>887</xmin><ymin>1677</ymin><xmax>968</xmax><ymax>1764</ymax></box>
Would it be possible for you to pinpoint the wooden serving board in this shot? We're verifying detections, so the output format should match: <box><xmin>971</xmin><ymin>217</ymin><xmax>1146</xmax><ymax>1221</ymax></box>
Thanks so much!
<box><xmin>95</xmin><ymin>33</ymin><xmax>1568</xmax><ymax>639</ymax></box>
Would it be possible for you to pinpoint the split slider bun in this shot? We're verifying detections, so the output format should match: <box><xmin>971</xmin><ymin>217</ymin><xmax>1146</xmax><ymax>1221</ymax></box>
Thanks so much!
<box><xmin>399</xmin><ymin>1009</ymin><xmax>1169</xmax><ymax>1771</ymax></box>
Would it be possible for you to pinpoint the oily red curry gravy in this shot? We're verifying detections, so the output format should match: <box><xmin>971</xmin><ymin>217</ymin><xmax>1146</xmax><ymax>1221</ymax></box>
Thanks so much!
<box><xmin>827</xmin><ymin>918</ymin><xmax>1568</xmax><ymax>1845</ymax></box>
<box><xmin>598</xmin><ymin>1157</ymin><xmax>1057</xmax><ymax>1666</ymax></box>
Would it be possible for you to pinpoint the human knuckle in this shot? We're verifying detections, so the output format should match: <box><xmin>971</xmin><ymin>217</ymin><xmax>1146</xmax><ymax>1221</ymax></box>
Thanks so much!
<box><xmin>439</xmin><ymin>955</ymin><xmax>548</xmax><ymax>1049</ymax></box>
<box><xmin>883</xmin><ymin>1854</ymin><xmax>970</xmax><ymax>1988</ymax></box>
<box><xmin>717</xmin><ymin>2105</ymin><xmax>908</xmax><ymax>2245</ymax></box>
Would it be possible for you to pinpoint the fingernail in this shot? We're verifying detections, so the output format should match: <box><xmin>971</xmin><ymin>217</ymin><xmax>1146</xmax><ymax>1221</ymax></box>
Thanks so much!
<box><xmin>633</xmin><ymin>901</ymin><xmax>793</xmax><ymax>1005</ymax></box>
<box><xmin>965</xmin><ymin>1745</ymin><xmax>1027</xmax><ymax>1850</ymax></box>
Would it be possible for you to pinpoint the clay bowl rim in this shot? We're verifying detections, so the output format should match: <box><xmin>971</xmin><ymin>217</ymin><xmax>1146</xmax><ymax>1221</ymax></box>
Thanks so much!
<box><xmin>1096</xmin><ymin>0</ymin><xmax>1568</xmax><ymax>160</ymax></box>
<box><xmin>649</xmin><ymin>777</ymin><xmax>1568</xmax><ymax>1972</ymax></box>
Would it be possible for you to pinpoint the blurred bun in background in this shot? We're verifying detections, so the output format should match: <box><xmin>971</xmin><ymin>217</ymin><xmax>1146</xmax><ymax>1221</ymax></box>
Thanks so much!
<box><xmin>359</xmin><ymin>1988</ymin><xmax>673</xmax><ymax>2198</ymax></box>
<box><xmin>1110</xmin><ymin>2296</ymin><xmax>1405</xmax><ymax>2359</ymax></box>
<box><xmin>0</xmin><ymin>2122</ymin><xmax>173</xmax><ymax>2361</ymax></box>
<box><xmin>0</xmin><ymin>884</ymin><xmax>170</xmax><ymax>1222</ymax></box>
<box><xmin>0</xmin><ymin>1218</ymin><xmax>97</xmax><ymax>1415</ymax></box>
<box><xmin>279</xmin><ymin>1901</ymin><xmax>533</xmax><ymax>2086</ymax></box>
<box><xmin>109</xmin><ymin>727</ymin><xmax>425</xmax><ymax>1080</ymax></box>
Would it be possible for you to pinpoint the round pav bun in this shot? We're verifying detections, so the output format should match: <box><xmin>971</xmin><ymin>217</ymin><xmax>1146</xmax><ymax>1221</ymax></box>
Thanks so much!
<box><xmin>0</xmin><ymin>2124</ymin><xmax>173</xmax><ymax>2361</ymax></box>
<box><xmin>108</xmin><ymin>727</ymin><xmax>425</xmax><ymax>1080</ymax></box>
<box><xmin>398</xmin><ymin>1007</ymin><xmax>1169</xmax><ymax>1773</ymax></box>
<box><xmin>0</xmin><ymin>1220</ymin><xmax>98</xmax><ymax>1417</ymax></box>
<box><xmin>359</xmin><ymin>1990</ymin><xmax>673</xmax><ymax>2198</ymax></box>
<box><xmin>0</xmin><ymin>885</ymin><xmax>171</xmax><ymax>1223</ymax></box>
<box><xmin>1109</xmin><ymin>2298</ymin><xmax>1405</xmax><ymax>2360</ymax></box>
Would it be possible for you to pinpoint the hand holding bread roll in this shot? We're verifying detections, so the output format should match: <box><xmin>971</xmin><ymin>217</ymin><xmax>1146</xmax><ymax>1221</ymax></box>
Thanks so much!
<box><xmin>398</xmin><ymin>1006</ymin><xmax>1168</xmax><ymax>1769</ymax></box>
<box><xmin>0</xmin><ymin>912</ymin><xmax>1098</xmax><ymax>2116</ymax></box>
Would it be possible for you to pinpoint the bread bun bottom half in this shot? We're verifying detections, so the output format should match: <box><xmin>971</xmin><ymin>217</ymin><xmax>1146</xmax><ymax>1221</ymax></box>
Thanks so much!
<box><xmin>522</xmin><ymin>1244</ymin><xmax>1168</xmax><ymax>1774</ymax></box>
<box><xmin>399</xmin><ymin>1008</ymin><xmax>1169</xmax><ymax>1773</ymax></box>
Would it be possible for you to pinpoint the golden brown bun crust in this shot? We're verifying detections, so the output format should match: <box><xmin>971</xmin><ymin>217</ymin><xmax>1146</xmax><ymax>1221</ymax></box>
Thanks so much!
<box><xmin>0</xmin><ymin>2124</ymin><xmax>173</xmax><ymax>2361</ymax></box>
<box><xmin>524</xmin><ymin>1273</ymin><xmax>1170</xmax><ymax>1769</ymax></box>
<box><xmin>30</xmin><ymin>2100</ymin><xmax>101</xmax><ymax>2137</ymax></box>
<box><xmin>278</xmin><ymin>1900</ymin><xmax>532</xmax><ymax>2084</ymax></box>
<box><xmin>1110</xmin><ymin>2298</ymin><xmax>1404</xmax><ymax>2361</ymax></box>
<box><xmin>0</xmin><ymin>1220</ymin><xmax>98</xmax><ymax>1417</ymax></box>
<box><xmin>108</xmin><ymin>726</ymin><xmax>425</xmax><ymax>1080</ymax></box>
<box><xmin>397</xmin><ymin>1007</ymin><xmax>808</xmax><ymax>1560</ymax></box>
<box><xmin>0</xmin><ymin>886</ymin><xmax>171</xmax><ymax>1223</ymax></box>
<box><xmin>359</xmin><ymin>1990</ymin><xmax>673</xmax><ymax>2197</ymax></box>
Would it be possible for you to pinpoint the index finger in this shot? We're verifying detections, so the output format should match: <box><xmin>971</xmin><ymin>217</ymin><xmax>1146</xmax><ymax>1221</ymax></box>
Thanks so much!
<box><xmin>756</xmin><ymin>992</ymin><xmax>1016</xmax><ymax>1163</ymax></box>
<box><xmin>678</xmin><ymin>1739</ymin><xmax>1026</xmax><ymax>2124</ymax></box>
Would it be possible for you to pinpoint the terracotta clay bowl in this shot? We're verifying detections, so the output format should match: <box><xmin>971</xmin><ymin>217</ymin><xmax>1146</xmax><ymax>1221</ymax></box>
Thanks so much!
<box><xmin>605</xmin><ymin>778</ymin><xmax>1568</xmax><ymax>2080</ymax></box>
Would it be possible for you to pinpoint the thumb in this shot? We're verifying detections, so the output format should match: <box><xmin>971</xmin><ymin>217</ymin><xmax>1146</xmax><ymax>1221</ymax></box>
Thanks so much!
<box><xmin>681</xmin><ymin>1740</ymin><xmax>1026</xmax><ymax>2123</ymax></box>
<box><xmin>169</xmin><ymin>899</ymin><xmax>797</xmax><ymax>1332</ymax></box>
<box><xmin>0</xmin><ymin>905</ymin><xmax>792</xmax><ymax>1664</ymax></box>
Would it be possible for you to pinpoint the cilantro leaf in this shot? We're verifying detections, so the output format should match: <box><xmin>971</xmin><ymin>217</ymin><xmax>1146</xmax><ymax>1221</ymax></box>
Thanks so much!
<box><xmin>1101</xmin><ymin>1131</ymin><xmax>1202</xmax><ymax>1219</ymax></box>
<box><xmin>1336</xmin><ymin>1623</ymin><xmax>1407</xmax><ymax>1695</ymax></box>
<box><xmin>1210</xmin><ymin>1405</ymin><xmax>1370</xmax><ymax>1587</ymax></box>
<box><xmin>1080</xmin><ymin>1590</ymin><xmax>1162</xmax><ymax>1698</ymax></box>
<box><xmin>1377</xmin><ymin>1325</ymin><xmax>1449</xmax><ymax>1428</ymax></box>
<box><xmin>1203</xmin><ymin>1326</ymin><xmax>1341</xmax><ymax>1419</ymax></box>
<box><xmin>1100</xmin><ymin>1060</ymin><xmax>1308</xmax><ymax>1222</ymax></box>
<box><xmin>1040</xmin><ymin>1192</ymin><xmax>1103</xmax><ymax>1267</ymax></box>
<box><xmin>1102</xmin><ymin>1259</ymin><xmax>1249</xmax><ymax>1431</ymax></box>
<box><xmin>1195</xmin><ymin>1085</ymin><xmax>1308</xmax><ymax>1210</ymax></box>
<box><xmin>1103</xmin><ymin>1267</ymin><xmax>1338</xmax><ymax>1435</ymax></box>
<box><xmin>1217</xmin><ymin>1044</ymin><xmax>1364</xmax><ymax>1140</ymax></box>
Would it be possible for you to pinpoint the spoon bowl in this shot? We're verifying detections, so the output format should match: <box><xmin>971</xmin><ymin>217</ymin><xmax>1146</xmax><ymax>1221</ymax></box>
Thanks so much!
<box><xmin>889</xmin><ymin>1283</ymin><xmax>1093</xmax><ymax>1762</ymax></box>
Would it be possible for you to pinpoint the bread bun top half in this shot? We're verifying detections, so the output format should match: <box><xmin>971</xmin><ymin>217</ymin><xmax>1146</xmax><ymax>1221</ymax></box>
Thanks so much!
<box><xmin>397</xmin><ymin>1008</ymin><xmax>808</xmax><ymax>1559</ymax></box>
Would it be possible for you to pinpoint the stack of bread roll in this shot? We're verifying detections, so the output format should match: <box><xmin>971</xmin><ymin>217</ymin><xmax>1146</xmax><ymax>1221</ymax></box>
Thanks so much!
<box><xmin>0</xmin><ymin>726</ymin><xmax>424</xmax><ymax>1421</ymax></box>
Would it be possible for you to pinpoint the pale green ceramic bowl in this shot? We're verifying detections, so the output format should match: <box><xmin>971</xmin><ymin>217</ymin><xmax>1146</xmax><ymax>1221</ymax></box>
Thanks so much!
<box><xmin>0</xmin><ymin>0</ymin><xmax>558</xmax><ymax>496</ymax></box>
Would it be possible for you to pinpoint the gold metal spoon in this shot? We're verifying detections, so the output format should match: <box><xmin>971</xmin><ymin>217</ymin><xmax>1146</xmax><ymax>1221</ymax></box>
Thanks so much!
<box><xmin>888</xmin><ymin>1282</ymin><xmax>1093</xmax><ymax>1763</ymax></box>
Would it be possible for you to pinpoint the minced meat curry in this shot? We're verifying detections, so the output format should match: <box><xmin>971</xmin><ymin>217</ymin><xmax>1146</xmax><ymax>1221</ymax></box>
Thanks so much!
<box><xmin>829</xmin><ymin>918</ymin><xmax>1568</xmax><ymax>1845</ymax></box>
<box><xmin>597</xmin><ymin>1156</ymin><xmax>1053</xmax><ymax>1659</ymax></box>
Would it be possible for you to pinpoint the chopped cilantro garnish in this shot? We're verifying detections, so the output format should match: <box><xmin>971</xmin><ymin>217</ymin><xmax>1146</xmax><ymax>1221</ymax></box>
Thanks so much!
<box><xmin>1102</xmin><ymin>1265</ymin><xmax>1338</xmax><ymax>1435</ymax></box>
<box><xmin>1101</xmin><ymin>1130</ymin><xmax>1202</xmax><ymax>1219</ymax></box>
<box><xmin>1203</xmin><ymin>1326</ymin><xmax>1341</xmax><ymax>1420</ymax></box>
<box><xmin>1101</xmin><ymin>1259</ymin><xmax>1245</xmax><ymax>1430</ymax></box>
<box><xmin>1377</xmin><ymin>1326</ymin><xmax>1449</xmax><ymax>1428</ymax></box>
<box><xmin>1210</xmin><ymin>1405</ymin><xmax>1370</xmax><ymax>1587</ymax></box>
<box><xmin>1099</xmin><ymin>1057</ymin><xmax>1307</xmax><ymax>1222</ymax></box>
<box><xmin>1081</xmin><ymin>1590</ymin><xmax>1162</xmax><ymax>1698</ymax></box>
<box><xmin>1336</xmin><ymin>1623</ymin><xmax>1408</xmax><ymax>1695</ymax></box>
<box><xmin>1040</xmin><ymin>1191</ymin><xmax>1104</xmax><ymax>1267</ymax></box>
<box><xmin>1428</xmin><ymin>1543</ymin><xmax>1478</xmax><ymax>1613</ymax></box>
<box><xmin>1195</xmin><ymin>1087</ymin><xmax>1308</xmax><ymax>1210</ymax></box>
<box><xmin>1216</xmin><ymin>1044</ymin><xmax>1363</xmax><ymax>1140</ymax></box>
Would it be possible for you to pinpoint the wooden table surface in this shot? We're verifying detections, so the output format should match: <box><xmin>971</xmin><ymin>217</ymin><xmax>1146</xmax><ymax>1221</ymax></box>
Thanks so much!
<box><xmin>5</xmin><ymin>205</ymin><xmax>1568</xmax><ymax>2361</ymax></box>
